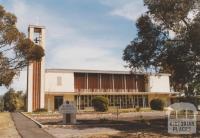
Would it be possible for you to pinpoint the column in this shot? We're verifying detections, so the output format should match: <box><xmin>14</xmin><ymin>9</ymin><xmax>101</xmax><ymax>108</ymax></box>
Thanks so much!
<box><xmin>135</xmin><ymin>75</ymin><xmax>138</xmax><ymax>92</ymax></box>
<box><xmin>142</xmin><ymin>96</ymin><xmax>145</xmax><ymax>108</ymax></box>
<box><xmin>119</xmin><ymin>96</ymin><xmax>121</xmax><ymax>108</ymax></box>
<box><xmin>76</xmin><ymin>96</ymin><xmax>78</xmax><ymax>110</ymax></box>
<box><xmin>79</xmin><ymin>96</ymin><xmax>81</xmax><ymax>110</ymax></box>
<box><xmin>86</xmin><ymin>73</ymin><xmax>88</xmax><ymax>92</ymax></box>
<box><xmin>99</xmin><ymin>74</ymin><xmax>101</xmax><ymax>91</ymax></box>
<box><xmin>112</xmin><ymin>74</ymin><xmax>114</xmax><ymax>92</ymax></box>
<box><xmin>124</xmin><ymin>75</ymin><xmax>126</xmax><ymax>92</ymax></box>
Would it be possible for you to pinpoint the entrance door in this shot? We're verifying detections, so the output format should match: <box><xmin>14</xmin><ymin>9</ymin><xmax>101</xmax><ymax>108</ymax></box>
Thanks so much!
<box><xmin>54</xmin><ymin>96</ymin><xmax>63</xmax><ymax>110</ymax></box>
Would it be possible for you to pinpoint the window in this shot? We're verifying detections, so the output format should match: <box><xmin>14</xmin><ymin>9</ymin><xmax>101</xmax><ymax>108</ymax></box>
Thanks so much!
<box><xmin>57</xmin><ymin>76</ymin><xmax>62</xmax><ymax>86</ymax></box>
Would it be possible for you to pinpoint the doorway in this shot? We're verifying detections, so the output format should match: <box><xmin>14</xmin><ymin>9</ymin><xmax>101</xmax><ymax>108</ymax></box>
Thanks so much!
<box><xmin>54</xmin><ymin>96</ymin><xmax>63</xmax><ymax>110</ymax></box>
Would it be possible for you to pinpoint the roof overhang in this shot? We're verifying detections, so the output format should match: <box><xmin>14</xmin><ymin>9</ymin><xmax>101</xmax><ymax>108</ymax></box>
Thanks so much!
<box><xmin>45</xmin><ymin>68</ymin><xmax>171</xmax><ymax>76</ymax></box>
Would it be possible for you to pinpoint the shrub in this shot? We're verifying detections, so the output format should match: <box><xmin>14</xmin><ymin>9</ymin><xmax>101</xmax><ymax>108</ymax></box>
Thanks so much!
<box><xmin>150</xmin><ymin>99</ymin><xmax>164</xmax><ymax>110</ymax></box>
<box><xmin>135</xmin><ymin>106</ymin><xmax>140</xmax><ymax>112</ymax></box>
<box><xmin>34</xmin><ymin>108</ymin><xmax>47</xmax><ymax>112</ymax></box>
<box><xmin>92</xmin><ymin>96</ymin><xmax>108</xmax><ymax>112</ymax></box>
<box><xmin>3</xmin><ymin>89</ymin><xmax>25</xmax><ymax>112</ymax></box>
<box><xmin>0</xmin><ymin>101</ymin><xmax>3</xmax><ymax>112</ymax></box>
<box><xmin>99</xmin><ymin>118</ymin><xmax>108</xmax><ymax>123</ymax></box>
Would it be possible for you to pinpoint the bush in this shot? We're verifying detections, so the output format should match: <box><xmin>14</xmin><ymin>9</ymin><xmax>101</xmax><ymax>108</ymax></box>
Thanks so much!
<box><xmin>150</xmin><ymin>99</ymin><xmax>164</xmax><ymax>111</ymax></box>
<box><xmin>0</xmin><ymin>102</ymin><xmax>3</xmax><ymax>112</ymax></box>
<box><xmin>3</xmin><ymin>89</ymin><xmax>25</xmax><ymax>112</ymax></box>
<box><xmin>34</xmin><ymin>108</ymin><xmax>47</xmax><ymax>112</ymax></box>
<box><xmin>92</xmin><ymin>96</ymin><xmax>108</xmax><ymax>112</ymax></box>
<box><xmin>135</xmin><ymin>106</ymin><xmax>140</xmax><ymax>112</ymax></box>
<box><xmin>99</xmin><ymin>118</ymin><xmax>108</xmax><ymax>123</ymax></box>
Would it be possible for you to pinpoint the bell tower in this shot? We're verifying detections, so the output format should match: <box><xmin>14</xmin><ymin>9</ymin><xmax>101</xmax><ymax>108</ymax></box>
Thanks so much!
<box><xmin>27</xmin><ymin>25</ymin><xmax>45</xmax><ymax>112</ymax></box>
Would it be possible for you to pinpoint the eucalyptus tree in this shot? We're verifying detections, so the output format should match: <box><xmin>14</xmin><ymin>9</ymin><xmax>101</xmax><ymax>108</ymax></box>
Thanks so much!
<box><xmin>123</xmin><ymin>0</ymin><xmax>200</xmax><ymax>95</ymax></box>
<box><xmin>0</xmin><ymin>5</ymin><xmax>44</xmax><ymax>86</ymax></box>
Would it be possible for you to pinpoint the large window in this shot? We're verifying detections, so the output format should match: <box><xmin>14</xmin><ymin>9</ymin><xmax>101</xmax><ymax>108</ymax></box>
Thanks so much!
<box><xmin>75</xmin><ymin>95</ymin><xmax>149</xmax><ymax>110</ymax></box>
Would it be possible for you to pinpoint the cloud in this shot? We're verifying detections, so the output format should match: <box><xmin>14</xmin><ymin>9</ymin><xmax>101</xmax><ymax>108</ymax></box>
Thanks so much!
<box><xmin>100</xmin><ymin>0</ymin><xmax>147</xmax><ymax>22</ymax></box>
<box><xmin>48</xmin><ymin>43</ymin><xmax>126</xmax><ymax>70</ymax></box>
<box><xmin>0</xmin><ymin>0</ymin><xmax>130</xmax><ymax>93</ymax></box>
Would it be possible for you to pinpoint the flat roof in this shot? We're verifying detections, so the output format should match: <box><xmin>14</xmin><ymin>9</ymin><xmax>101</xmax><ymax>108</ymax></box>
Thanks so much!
<box><xmin>45</xmin><ymin>68</ymin><xmax>171</xmax><ymax>76</ymax></box>
<box><xmin>28</xmin><ymin>25</ymin><xmax>45</xmax><ymax>29</ymax></box>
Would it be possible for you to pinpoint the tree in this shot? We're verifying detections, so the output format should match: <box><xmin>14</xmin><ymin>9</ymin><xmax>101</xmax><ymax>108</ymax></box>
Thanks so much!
<box><xmin>0</xmin><ymin>95</ymin><xmax>3</xmax><ymax>111</ymax></box>
<box><xmin>0</xmin><ymin>5</ymin><xmax>44</xmax><ymax>87</ymax></box>
<box><xmin>123</xmin><ymin>0</ymin><xmax>200</xmax><ymax>95</ymax></box>
<box><xmin>92</xmin><ymin>96</ymin><xmax>109</xmax><ymax>112</ymax></box>
<box><xmin>3</xmin><ymin>88</ymin><xmax>25</xmax><ymax>112</ymax></box>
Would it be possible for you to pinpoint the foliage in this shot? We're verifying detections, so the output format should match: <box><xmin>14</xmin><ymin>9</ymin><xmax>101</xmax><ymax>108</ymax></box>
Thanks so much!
<box><xmin>92</xmin><ymin>96</ymin><xmax>108</xmax><ymax>112</ymax></box>
<box><xmin>99</xmin><ymin>118</ymin><xmax>108</xmax><ymax>123</ymax></box>
<box><xmin>0</xmin><ymin>5</ymin><xmax>44</xmax><ymax>87</ymax></box>
<box><xmin>135</xmin><ymin>106</ymin><xmax>140</xmax><ymax>112</ymax></box>
<box><xmin>3</xmin><ymin>88</ymin><xmax>25</xmax><ymax>112</ymax></box>
<box><xmin>123</xmin><ymin>0</ymin><xmax>200</xmax><ymax>95</ymax></box>
<box><xmin>150</xmin><ymin>99</ymin><xmax>164</xmax><ymax>110</ymax></box>
<box><xmin>33</xmin><ymin>108</ymin><xmax>47</xmax><ymax>112</ymax></box>
<box><xmin>0</xmin><ymin>95</ymin><xmax>3</xmax><ymax>111</ymax></box>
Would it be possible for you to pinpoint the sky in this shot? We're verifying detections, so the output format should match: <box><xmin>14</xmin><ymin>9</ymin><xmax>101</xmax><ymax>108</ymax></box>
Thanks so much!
<box><xmin>0</xmin><ymin>0</ymin><xmax>147</xmax><ymax>94</ymax></box>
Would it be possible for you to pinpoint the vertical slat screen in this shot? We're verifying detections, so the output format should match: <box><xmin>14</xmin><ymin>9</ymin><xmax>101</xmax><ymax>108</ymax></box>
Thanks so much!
<box><xmin>74</xmin><ymin>73</ymin><xmax>86</xmax><ymax>91</ymax></box>
<box><xmin>114</xmin><ymin>74</ymin><xmax>124</xmax><ymax>91</ymax></box>
<box><xmin>88</xmin><ymin>73</ymin><xmax>99</xmax><ymax>91</ymax></box>
<box><xmin>137</xmin><ymin>75</ymin><xmax>145</xmax><ymax>92</ymax></box>
<box><xmin>101</xmin><ymin>74</ymin><xmax>113</xmax><ymax>91</ymax></box>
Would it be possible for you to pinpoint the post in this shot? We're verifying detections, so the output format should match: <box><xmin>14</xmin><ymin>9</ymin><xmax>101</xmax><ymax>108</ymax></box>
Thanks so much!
<box><xmin>120</xmin><ymin>97</ymin><xmax>121</xmax><ymax>109</ymax></box>
<box><xmin>112</xmin><ymin>74</ymin><xmax>114</xmax><ymax>92</ymax></box>
<box><xmin>116</xmin><ymin>104</ymin><xmax>119</xmax><ymax>120</ymax></box>
<box><xmin>124</xmin><ymin>75</ymin><xmax>126</xmax><ymax>92</ymax></box>
<box><xmin>99</xmin><ymin>74</ymin><xmax>101</xmax><ymax>90</ymax></box>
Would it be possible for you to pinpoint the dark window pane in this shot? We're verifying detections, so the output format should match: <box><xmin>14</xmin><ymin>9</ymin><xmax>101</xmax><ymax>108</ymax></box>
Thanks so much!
<box><xmin>54</xmin><ymin>96</ymin><xmax>63</xmax><ymax>110</ymax></box>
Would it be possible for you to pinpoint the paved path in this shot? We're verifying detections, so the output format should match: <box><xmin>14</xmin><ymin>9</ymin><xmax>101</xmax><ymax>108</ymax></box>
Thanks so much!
<box><xmin>11</xmin><ymin>112</ymin><xmax>54</xmax><ymax>138</ymax></box>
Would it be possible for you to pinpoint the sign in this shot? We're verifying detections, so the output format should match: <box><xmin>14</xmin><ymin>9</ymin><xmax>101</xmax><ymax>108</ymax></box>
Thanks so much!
<box><xmin>167</xmin><ymin>102</ymin><xmax>197</xmax><ymax>134</ymax></box>
<box><xmin>59</xmin><ymin>102</ymin><xmax>77</xmax><ymax>114</ymax></box>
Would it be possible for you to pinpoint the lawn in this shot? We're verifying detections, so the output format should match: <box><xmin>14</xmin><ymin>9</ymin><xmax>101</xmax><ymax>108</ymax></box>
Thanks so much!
<box><xmin>0</xmin><ymin>112</ymin><xmax>20</xmax><ymax>138</ymax></box>
<box><xmin>25</xmin><ymin>111</ymin><xmax>200</xmax><ymax>138</ymax></box>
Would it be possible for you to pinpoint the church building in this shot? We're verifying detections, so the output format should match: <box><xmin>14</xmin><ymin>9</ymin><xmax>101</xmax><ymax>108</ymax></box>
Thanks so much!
<box><xmin>27</xmin><ymin>25</ymin><xmax>175</xmax><ymax>112</ymax></box>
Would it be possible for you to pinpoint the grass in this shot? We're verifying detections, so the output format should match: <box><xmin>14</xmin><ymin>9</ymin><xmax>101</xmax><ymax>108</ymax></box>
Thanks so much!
<box><xmin>0</xmin><ymin>112</ymin><xmax>20</xmax><ymax>138</ymax></box>
<box><xmin>25</xmin><ymin>106</ymin><xmax>175</xmax><ymax>118</ymax></box>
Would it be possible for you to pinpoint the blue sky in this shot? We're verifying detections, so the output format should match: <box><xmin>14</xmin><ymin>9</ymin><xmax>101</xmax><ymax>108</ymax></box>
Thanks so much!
<box><xmin>0</xmin><ymin>0</ymin><xmax>146</xmax><ymax>94</ymax></box>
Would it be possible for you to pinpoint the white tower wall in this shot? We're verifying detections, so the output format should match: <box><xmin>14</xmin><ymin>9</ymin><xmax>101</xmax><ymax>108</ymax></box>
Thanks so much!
<box><xmin>27</xmin><ymin>25</ymin><xmax>45</xmax><ymax>112</ymax></box>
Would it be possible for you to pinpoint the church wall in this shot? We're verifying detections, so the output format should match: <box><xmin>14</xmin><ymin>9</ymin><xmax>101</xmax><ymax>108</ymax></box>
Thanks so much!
<box><xmin>45</xmin><ymin>72</ymin><xmax>74</xmax><ymax>93</ymax></box>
